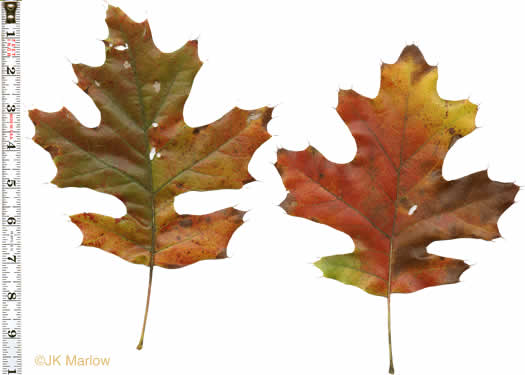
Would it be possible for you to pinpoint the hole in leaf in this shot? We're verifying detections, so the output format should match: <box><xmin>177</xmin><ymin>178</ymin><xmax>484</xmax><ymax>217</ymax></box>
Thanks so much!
<box><xmin>175</xmin><ymin>190</ymin><xmax>241</xmax><ymax>215</ymax></box>
<box><xmin>153</xmin><ymin>81</ymin><xmax>160</xmax><ymax>93</ymax></box>
<box><xmin>149</xmin><ymin>147</ymin><xmax>156</xmax><ymax>160</ymax></box>
<box><xmin>247</xmin><ymin>112</ymin><xmax>262</xmax><ymax>121</ymax></box>
<box><xmin>115</xmin><ymin>43</ymin><xmax>128</xmax><ymax>51</ymax></box>
<box><xmin>408</xmin><ymin>205</ymin><xmax>417</xmax><ymax>215</ymax></box>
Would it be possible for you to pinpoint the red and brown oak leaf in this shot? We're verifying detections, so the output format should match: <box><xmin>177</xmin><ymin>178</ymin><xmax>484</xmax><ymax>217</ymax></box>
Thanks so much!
<box><xmin>29</xmin><ymin>5</ymin><xmax>272</xmax><ymax>349</ymax></box>
<box><xmin>275</xmin><ymin>45</ymin><xmax>518</xmax><ymax>373</ymax></box>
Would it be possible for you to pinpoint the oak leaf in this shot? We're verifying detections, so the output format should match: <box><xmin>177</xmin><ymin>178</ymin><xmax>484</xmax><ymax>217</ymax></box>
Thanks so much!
<box><xmin>29</xmin><ymin>5</ymin><xmax>272</xmax><ymax>349</ymax></box>
<box><xmin>276</xmin><ymin>46</ymin><xmax>518</xmax><ymax>373</ymax></box>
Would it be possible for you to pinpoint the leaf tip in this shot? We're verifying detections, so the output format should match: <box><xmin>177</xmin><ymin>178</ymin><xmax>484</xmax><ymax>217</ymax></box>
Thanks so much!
<box><xmin>313</xmin><ymin>257</ymin><xmax>325</xmax><ymax>270</ymax></box>
<box><xmin>217</xmin><ymin>248</ymin><xmax>228</xmax><ymax>260</ymax></box>
<box><xmin>187</xmin><ymin>39</ymin><xmax>199</xmax><ymax>48</ymax></box>
<box><xmin>383</xmin><ymin>44</ymin><xmax>436</xmax><ymax>85</ymax></box>
<box><xmin>255</xmin><ymin>106</ymin><xmax>274</xmax><ymax>131</ymax></box>
<box><xmin>105</xmin><ymin>4</ymin><xmax>124</xmax><ymax>21</ymax></box>
<box><xmin>397</xmin><ymin>44</ymin><xmax>428</xmax><ymax>65</ymax></box>
<box><xmin>279</xmin><ymin>192</ymin><xmax>296</xmax><ymax>213</ymax></box>
<box><xmin>183</xmin><ymin>39</ymin><xmax>203</xmax><ymax>67</ymax></box>
<box><xmin>105</xmin><ymin>4</ymin><xmax>129</xmax><ymax>30</ymax></box>
<box><xmin>28</xmin><ymin>108</ymin><xmax>41</xmax><ymax>126</ymax></box>
<box><xmin>456</xmin><ymin>260</ymin><xmax>470</xmax><ymax>283</ymax></box>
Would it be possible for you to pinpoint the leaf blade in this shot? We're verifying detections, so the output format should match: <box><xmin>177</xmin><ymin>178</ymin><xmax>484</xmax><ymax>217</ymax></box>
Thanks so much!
<box><xmin>30</xmin><ymin>5</ymin><xmax>272</xmax><ymax>268</ymax></box>
<box><xmin>277</xmin><ymin>45</ymin><xmax>518</xmax><ymax>296</ymax></box>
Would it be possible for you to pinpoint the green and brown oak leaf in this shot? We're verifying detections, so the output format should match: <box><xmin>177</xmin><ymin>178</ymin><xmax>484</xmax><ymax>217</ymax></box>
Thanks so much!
<box><xmin>29</xmin><ymin>5</ymin><xmax>272</xmax><ymax>348</ymax></box>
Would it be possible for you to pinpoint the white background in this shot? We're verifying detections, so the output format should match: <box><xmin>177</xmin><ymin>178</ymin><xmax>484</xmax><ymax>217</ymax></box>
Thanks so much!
<box><xmin>12</xmin><ymin>0</ymin><xmax>525</xmax><ymax>374</ymax></box>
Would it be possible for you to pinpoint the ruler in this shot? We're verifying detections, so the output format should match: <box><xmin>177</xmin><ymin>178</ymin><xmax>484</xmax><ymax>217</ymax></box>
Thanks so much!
<box><xmin>1</xmin><ymin>1</ymin><xmax>21</xmax><ymax>375</ymax></box>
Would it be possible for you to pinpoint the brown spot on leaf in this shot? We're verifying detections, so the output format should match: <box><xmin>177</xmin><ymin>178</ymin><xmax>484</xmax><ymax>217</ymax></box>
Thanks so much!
<box><xmin>44</xmin><ymin>144</ymin><xmax>60</xmax><ymax>158</ymax></box>
<box><xmin>216</xmin><ymin>248</ymin><xmax>228</xmax><ymax>259</ymax></box>
<box><xmin>398</xmin><ymin>45</ymin><xmax>435</xmax><ymax>83</ymax></box>
<box><xmin>449</xmin><ymin>134</ymin><xmax>462</xmax><ymax>149</ymax></box>
<box><xmin>399</xmin><ymin>197</ymin><xmax>411</xmax><ymax>210</ymax></box>
<box><xmin>179</xmin><ymin>218</ymin><xmax>193</xmax><ymax>227</ymax></box>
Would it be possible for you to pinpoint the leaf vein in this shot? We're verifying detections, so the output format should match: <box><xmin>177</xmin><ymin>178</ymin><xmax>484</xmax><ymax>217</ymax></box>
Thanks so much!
<box><xmin>296</xmin><ymin>169</ymin><xmax>391</xmax><ymax>239</ymax></box>
<box><xmin>42</xmin><ymin>123</ymin><xmax>149</xmax><ymax>191</ymax></box>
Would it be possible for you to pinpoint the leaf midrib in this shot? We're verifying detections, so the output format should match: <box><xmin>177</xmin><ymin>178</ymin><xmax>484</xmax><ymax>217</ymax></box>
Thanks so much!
<box><xmin>119</xmin><ymin>30</ymin><xmax>158</xmax><ymax>257</ymax></box>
